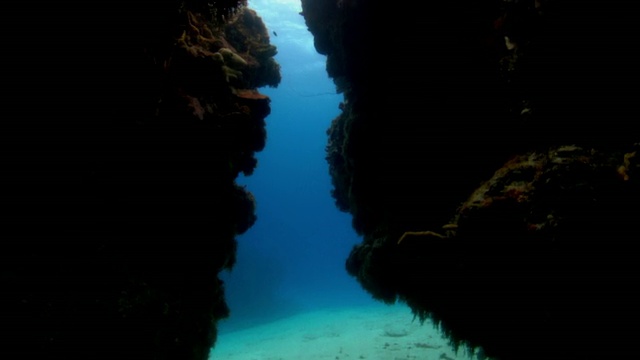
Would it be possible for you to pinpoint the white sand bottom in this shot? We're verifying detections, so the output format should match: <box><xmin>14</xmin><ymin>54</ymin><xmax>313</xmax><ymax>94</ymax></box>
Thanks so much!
<box><xmin>210</xmin><ymin>303</ymin><xmax>477</xmax><ymax>360</ymax></box>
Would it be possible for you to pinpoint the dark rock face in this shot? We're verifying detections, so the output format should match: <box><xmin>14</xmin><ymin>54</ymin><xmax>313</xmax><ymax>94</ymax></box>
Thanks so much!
<box><xmin>303</xmin><ymin>1</ymin><xmax>639</xmax><ymax>359</ymax></box>
<box><xmin>3</xmin><ymin>1</ymin><xmax>278</xmax><ymax>359</ymax></box>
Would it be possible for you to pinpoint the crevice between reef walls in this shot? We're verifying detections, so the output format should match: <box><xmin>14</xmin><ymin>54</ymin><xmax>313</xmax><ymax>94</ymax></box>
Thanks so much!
<box><xmin>3</xmin><ymin>1</ymin><xmax>279</xmax><ymax>359</ymax></box>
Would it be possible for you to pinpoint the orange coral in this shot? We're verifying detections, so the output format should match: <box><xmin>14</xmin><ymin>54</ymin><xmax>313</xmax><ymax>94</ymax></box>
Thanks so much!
<box><xmin>181</xmin><ymin>93</ymin><xmax>205</xmax><ymax>120</ymax></box>
<box><xmin>617</xmin><ymin>151</ymin><xmax>636</xmax><ymax>181</ymax></box>
<box><xmin>187</xmin><ymin>11</ymin><xmax>216</xmax><ymax>43</ymax></box>
<box><xmin>397</xmin><ymin>230</ymin><xmax>448</xmax><ymax>244</ymax></box>
<box><xmin>233</xmin><ymin>89</ymin><xmax>269</xmax><ymax>100</ymax></box>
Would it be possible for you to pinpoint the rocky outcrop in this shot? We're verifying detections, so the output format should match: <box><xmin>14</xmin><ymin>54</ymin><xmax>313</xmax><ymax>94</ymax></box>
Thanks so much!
<box><xmin>302</xmin><ymin>1</ymin><xmax>640</xmax><ymax>359</ymax></box>
<box><xmin>3</xmin><ymin>1</ymin><xmax>279</xmax><ymax>359</ymax></box>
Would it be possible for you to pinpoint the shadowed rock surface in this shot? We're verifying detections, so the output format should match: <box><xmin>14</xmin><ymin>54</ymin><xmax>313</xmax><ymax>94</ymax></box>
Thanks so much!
<box><xmin>4</xmin><ymin>1</ymin><xmax>639</xmax><ymax>358</ymax></box>
<box><xmin>3</xmin><ymin>1</ymin><xmax>279</xmax><ymax>358</ymax></box>
<box><xmin>301</xmin><ymin>0</ymin><xmax>639</xmax><ymax>359</ymax></box>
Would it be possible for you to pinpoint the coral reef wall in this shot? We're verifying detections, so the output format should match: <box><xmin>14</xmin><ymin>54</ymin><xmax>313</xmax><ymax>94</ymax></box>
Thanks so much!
<box><xmin>302</xmin><ymin>1</ymin><xmax>639</xmax><ymax>359</ymax></box>
<box><xmin>3</xmin><ymin>1</ymin><xmax>279</xmax><ymax>359</ymax></box>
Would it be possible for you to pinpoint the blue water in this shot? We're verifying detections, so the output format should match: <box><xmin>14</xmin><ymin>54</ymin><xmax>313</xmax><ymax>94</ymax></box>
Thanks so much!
<box><xmin>217</xmin><ymin>0</ymin><xmax>378</xmax><ymax>334</ymax></box>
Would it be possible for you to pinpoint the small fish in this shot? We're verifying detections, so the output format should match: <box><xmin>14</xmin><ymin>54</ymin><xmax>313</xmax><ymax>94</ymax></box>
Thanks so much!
<box><xmin>272</xmin><ymin>30</ymin><xmax>278</xmax><ymax>37</ymax></box>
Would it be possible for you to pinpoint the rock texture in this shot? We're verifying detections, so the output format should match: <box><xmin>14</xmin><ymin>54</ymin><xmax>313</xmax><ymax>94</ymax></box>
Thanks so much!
<box><xmin>302</xmin><ymin>1</ymin><xmax>639</xmax><ymax>359</ymax></box>
<box><xmin>3</xmin><ymin>1</ymin><xmax>279</xmax><ymax>359</ymax></box>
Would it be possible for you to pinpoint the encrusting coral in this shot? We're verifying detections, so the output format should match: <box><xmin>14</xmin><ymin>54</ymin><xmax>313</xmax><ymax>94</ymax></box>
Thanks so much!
<box><xmin>3</xmin><ymin>1</ymin><xmax>279</xmax><ymax>359</ymax></box>
<box><xmin>303</xmin><ymin>0</ymin><xmax>640</xmax><ymax>359</ymax></box>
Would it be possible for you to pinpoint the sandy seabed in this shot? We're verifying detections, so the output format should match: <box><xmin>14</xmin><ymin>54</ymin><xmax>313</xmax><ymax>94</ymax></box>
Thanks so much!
<box><xmin>210</xmin><ymin>303</ymin><xmax>478</xmax><ymax>360</ymax></box>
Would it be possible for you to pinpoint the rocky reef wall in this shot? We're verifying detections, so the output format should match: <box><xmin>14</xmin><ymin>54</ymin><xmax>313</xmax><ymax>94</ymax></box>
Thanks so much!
<box><xmin>3</xmin><ymin>1</ymin><xmax>279</xmax><ymax>358</ymax></box>
<box><xmin>301</xmin><ymin>1</ymin><xmax>639</xmax><ymax>359</ymax></box>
